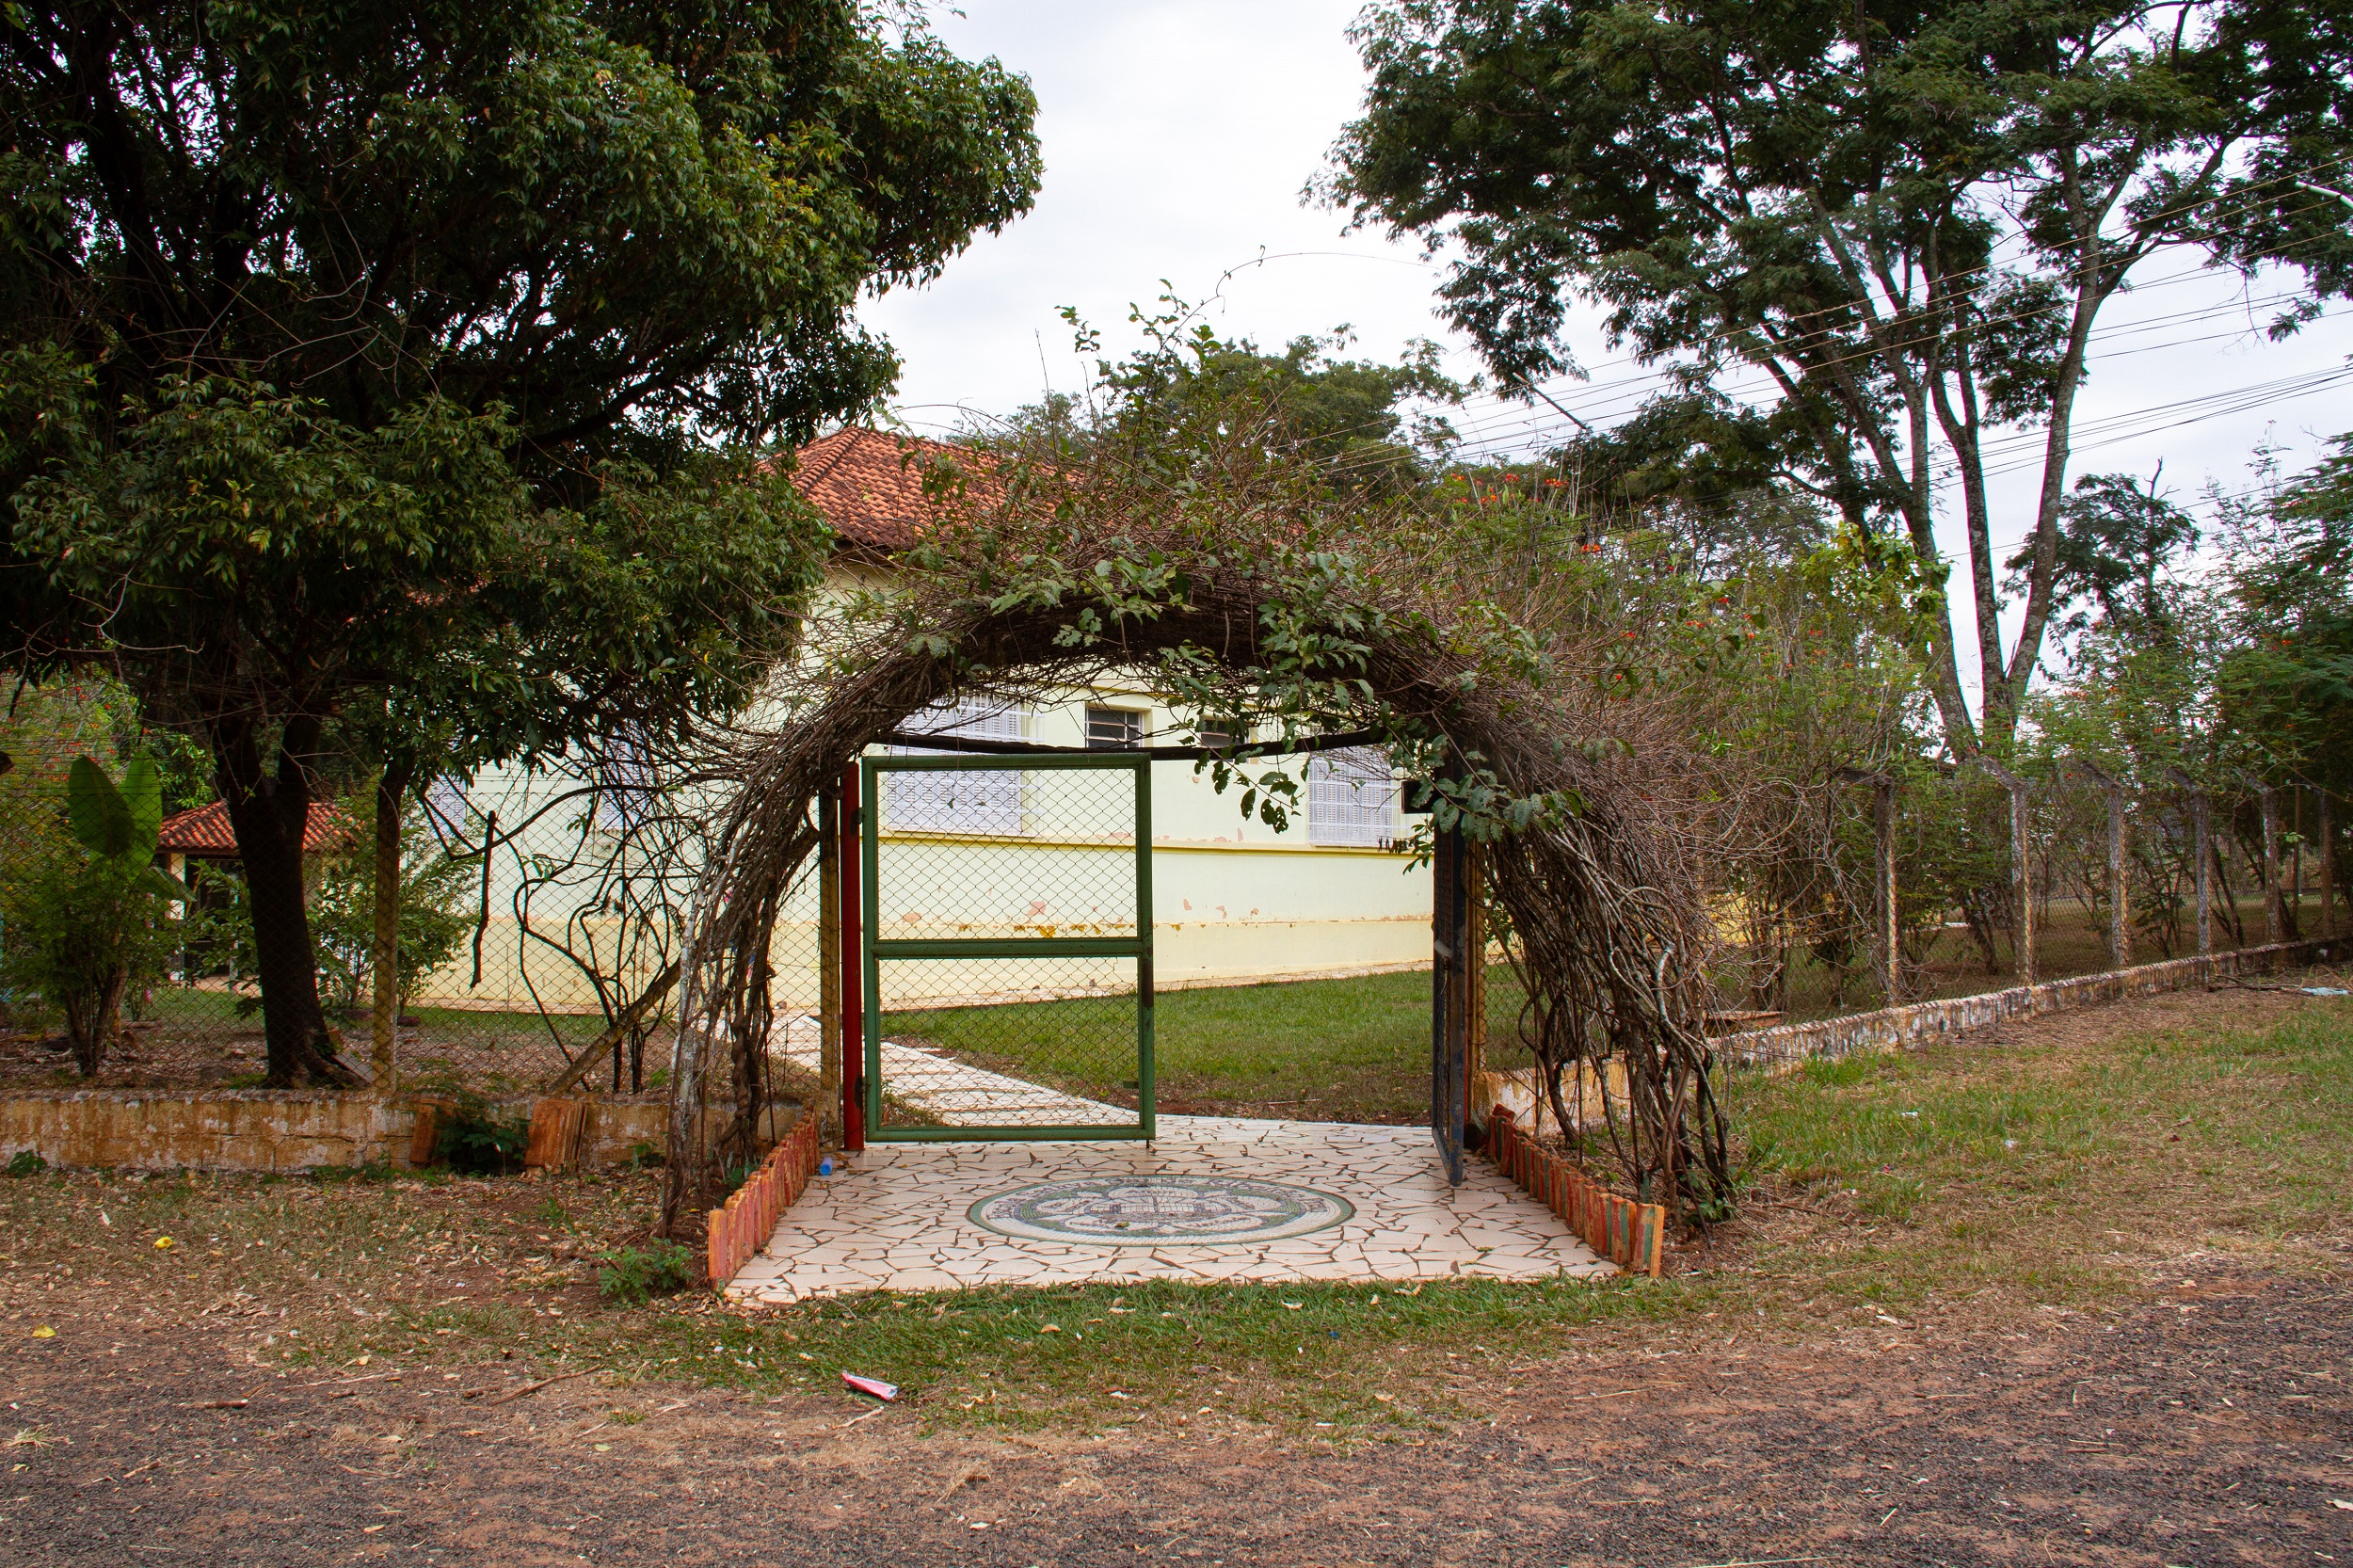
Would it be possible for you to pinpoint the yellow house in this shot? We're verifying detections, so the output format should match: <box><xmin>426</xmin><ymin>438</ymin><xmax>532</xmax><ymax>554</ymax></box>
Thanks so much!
<box><xmin>408</xmin><ymin>429</ymin><xmax>1432</xmax><ymax>1017</ymax></box>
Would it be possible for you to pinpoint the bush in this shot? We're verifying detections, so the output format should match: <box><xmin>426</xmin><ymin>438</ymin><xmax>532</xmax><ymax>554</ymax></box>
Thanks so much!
<box><xmin>597</xmin><ymin>1240</ymin><xmax>697</xmax><ymax>1304</ymax></box>
<box><xmin>0</xmin><ymin>758</ymin><xmax>186</xmax><ymax>1075</ymax></box>
<box><xmin>309</xmin><ymin>806</ymin><xmax>478</xmax><ymax>1014</ymax></box>
<box><xmin>429</xmin><ymin>1095</ymin><xmax>527</xmax><ymax>1176</ymax></box>
<box><xmin>5</xmin><ymin>1150</ymin><xmax>47</xmax><ymax>1177</ymax></box>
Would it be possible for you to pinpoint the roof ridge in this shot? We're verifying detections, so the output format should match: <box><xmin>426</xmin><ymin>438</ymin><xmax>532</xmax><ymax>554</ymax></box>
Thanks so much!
<box><xmin>789</xmin><ymin>427</ymin><xmax>864</xmax><ymax>492</ymax></box>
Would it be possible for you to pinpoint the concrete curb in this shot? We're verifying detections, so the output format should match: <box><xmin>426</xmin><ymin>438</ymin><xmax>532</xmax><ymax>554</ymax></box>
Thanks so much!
<box><xmin>1721</xmin><ymin>937</ymin><xmax>2340</xmax><ymax>1074</ymax></box>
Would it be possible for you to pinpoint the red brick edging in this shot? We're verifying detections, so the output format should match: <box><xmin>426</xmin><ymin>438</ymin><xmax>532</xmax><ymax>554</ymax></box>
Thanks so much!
<box><xmin>707</xmin><ymin>1115</ymin><xmax>823</xmax><ymax>1288</ymax></box>
<box><xmin>1486</xmin><ymin>1106</ymin><xmax>1667</xmax><ymax>1278</ymax></box>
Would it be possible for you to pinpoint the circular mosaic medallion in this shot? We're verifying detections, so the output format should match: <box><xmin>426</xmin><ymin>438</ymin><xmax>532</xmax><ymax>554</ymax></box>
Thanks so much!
<box><xmin>968</xmin><ymin>1175</ymin><xmax>1354</xmax><ymax>1246</ymax></box>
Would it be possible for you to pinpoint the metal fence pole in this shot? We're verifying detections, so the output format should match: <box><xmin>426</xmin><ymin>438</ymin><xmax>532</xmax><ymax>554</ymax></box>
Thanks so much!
<box><xmin>842</xmin><ymin>760</ymin><xmax>866</xmax><ymax>1152</ymax></box>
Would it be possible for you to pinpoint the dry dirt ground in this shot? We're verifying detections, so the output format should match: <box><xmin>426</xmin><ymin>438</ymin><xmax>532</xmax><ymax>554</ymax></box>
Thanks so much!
<box><xmin>5</xmin><ymin>1271</ymin><xmax>2347</xmax><ymax>1566</ymax></box>
<box><xmin>4</xmin><ymin>982</ymin><xmax>2351</xmax><ymax>1565</ymax></box>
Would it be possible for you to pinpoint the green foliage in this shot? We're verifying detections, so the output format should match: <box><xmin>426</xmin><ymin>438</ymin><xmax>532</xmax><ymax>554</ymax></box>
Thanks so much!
<box><xmin>2216</xmin><ymin>435</ymin><xmax>2353</xmax><ymax>792</ymax></box>
<box><xmin>1097</xmin><ymin>317</ymin><xmax>1464</xmax><ymax>491</ymax></box>
<box><xmin>1323</xmin><ymin>0</ymin><xmax>2353</xmax><ymax>747</ymax></box>
<box><xmin>4</xmin><ymin>1150</ymin><xmax>45</xmax><ymax>1177</ymax></box>
<box><xmin>597</xmin><ymin>1240</ymin><xmax>697</xmax><ymax>1304</ymax></box>
<box><xmin>0</xmin><ymin>755</ymin><xmax>187</xmax><ymax>1075</ymax></box>
<box><xmin>308</xmin><ymin>808</ymin><xmax>477</xmax><ymax>1014</ymax></box>
<box><xmin>2009</xmin><ymin>472</ymin><xmax>2202</xmax><ymax>643</ymax></box>
<box><xmin>429</xmin><ymin>1096</ymin><xmax>528</xmax><ymax>1176</ymax></box>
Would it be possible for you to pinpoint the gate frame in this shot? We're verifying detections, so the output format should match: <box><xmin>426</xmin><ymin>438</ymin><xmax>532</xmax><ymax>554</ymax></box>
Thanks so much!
<box><xmin>858</xmin><ymin>750</ymin><xmax>1156</xmax><ymax>1143</ymax></box>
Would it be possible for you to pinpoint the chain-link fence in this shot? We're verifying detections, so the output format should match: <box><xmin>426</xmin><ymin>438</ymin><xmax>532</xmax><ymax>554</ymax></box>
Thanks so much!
<box><xmin>1712</xmin><ymin>765</ymin><xmax>2343</xmax><ymax>1023</ymax></box>
<box><xmin>0</xmin><ymin>722</ymin><xmax>823</xmax><ymax>1102</ymax></box>
<box><xmin>3</xmin><ymin>686</ymin><xmax>2341</xmax><ymax>1125</ymax></box>
<box><xmin>866</xmin><ymin>754</ymin><xmax>1149</xmax><ymax>1135</ymax></box>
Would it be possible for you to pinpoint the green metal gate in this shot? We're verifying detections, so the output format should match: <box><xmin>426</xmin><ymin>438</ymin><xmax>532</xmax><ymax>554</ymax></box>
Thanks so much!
<box><xmin>860</xmin><ymin>752</ymin><xmax>1155</xmax><ymax>1142</ymax></box>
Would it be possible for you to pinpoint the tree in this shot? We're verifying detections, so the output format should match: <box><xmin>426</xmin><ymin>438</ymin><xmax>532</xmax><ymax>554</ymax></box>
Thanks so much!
<box><xmin>2216</xmin><ymin>433</ymin><xmax>2353</xmax><ymax>796</ymax></box>
<box><xmin>1099</xmin><ymin>326</ymin><xmax>1464</xmax><ymax>491</ymax></box>
<box><xmin>1323</xmin><ymin>0</ymin><xmax>2353</xmax><ymax>754</ymax></box>
<box><xmin>2009</xmin><ymin>470</ymin><xmax>2201</xmax><ymax>642</ymax></box>
<box><xmin>992</xmin><ymin>302</ymin><xmax>1464</xmax><ymax>494</ymax></box>
<box><xmin>0</xmin><ymin>0</ymin><xmax>1041</xmax><ymax>1082</ymax></box>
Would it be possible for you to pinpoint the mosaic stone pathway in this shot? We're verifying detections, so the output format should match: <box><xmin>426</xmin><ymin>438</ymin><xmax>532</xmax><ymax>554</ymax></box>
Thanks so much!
<box><xmin>968</xmin><ymin>1174</ymin><xmax>1354</xmax><ymax>1245</ymax></box>
<box><xmin>727</xmin><ymin>1115</ymin><xmax>1613</xmax><ymax>1302</ymax></box>
<box><xmin>866</xmin><ymin>1040</ymin><xmax>1128</xmax><ymax>1127</ymax></box>
<box><xmin>772</xmin><ymin>1016</ymin><xmax>1128</xmax><ymax>1127</ymax></box>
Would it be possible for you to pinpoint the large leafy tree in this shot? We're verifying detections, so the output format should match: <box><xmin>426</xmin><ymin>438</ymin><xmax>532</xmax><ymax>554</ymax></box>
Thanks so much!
<box><xmin>0</xmin><ymin>0</ymin><xmax>1041</xmax><ymax>1082</ymax></box>
<box><xmin>994</xmin><ymin>310</ymin><xmax>1464</xmax><ymax>494</ymax></box>
<box><xmin>2217</xmin><ymin>435</ymin><xmax>2353</xmax><ymax>798</ymax></box>
<box><xmin>1323</xmin><ymin>0</ymin><xmax>2353</xmax><ymax>754</ymax></box>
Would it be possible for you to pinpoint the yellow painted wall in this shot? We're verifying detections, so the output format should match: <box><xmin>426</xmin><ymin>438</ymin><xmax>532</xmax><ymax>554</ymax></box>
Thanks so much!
<box><xmin>409</xmin><ymin>573</ymin><xmax>1432</xmax><ymax>1013</ymax></box>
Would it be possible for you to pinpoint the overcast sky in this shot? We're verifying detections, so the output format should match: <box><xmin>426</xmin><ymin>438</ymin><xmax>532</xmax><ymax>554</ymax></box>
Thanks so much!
<box><xmin>861</xmin><ymin>0</ymin><xmax>2353</xmax><ymax>688</ymax></box>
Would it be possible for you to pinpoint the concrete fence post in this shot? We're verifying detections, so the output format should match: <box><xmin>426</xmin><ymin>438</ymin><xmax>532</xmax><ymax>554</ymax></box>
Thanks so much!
<box><xmin>2261</xmin><ymin>785</ymin><xmax>2285</xmax><ymax>943</ymax></box>
<box><xmin>1833</xmin><ymin>766</ymin><xmax>1900</xmax><ymax>1004</ymax></box>
<box><xmin>2321</xmin><ymin>790</ymin><xmax>2337</xmax><ymax>938</ymax></box>
<box><xmin>1973</xmin><ymin>758</ymin><xmax>2035</xmax><ymax>987</ymax></box>
<box><xmin>2066</xmin><ymin>760</ymin><xmax>2130</xmax><ymax>970</ymax></box>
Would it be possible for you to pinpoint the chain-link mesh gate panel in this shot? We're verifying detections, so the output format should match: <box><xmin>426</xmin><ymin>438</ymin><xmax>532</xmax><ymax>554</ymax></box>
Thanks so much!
<box><xmin>861</xmin><ymin>753</ymin><xmax>1153</xmax><ymax>1140</ymax></box>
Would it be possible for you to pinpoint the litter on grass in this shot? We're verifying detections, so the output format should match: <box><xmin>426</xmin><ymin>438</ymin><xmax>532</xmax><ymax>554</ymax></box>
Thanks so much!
<box><xmin>841</xmin><ymin>1373</ymin><xmax>899</xmax><ymax>1401</ymax></box>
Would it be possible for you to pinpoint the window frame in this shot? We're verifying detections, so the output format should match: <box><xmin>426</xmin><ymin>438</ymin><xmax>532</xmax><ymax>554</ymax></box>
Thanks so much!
<box><xmin>883</xmin><ymin>696</ymin><xmax>1032</xmax><ymax>836</ymax></box>
<box><xmin>1083</xmin><ymin>703</ymin><xmax>1147</xmax><ymax>751</ymax></box>
<box><xmin>1305</xmin><ymin>745</ymin><xmax>1401</xmax><ymax>849</ymax></box>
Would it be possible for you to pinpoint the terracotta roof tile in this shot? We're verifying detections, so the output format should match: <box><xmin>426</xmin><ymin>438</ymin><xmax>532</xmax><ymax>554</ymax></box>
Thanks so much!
<box><xmin>157</xmin><ymin>800</ymin><xmax>359</xmax><ymax>859</ymax></box>
<box><xmin>789</xmin><ymin>428</ymin><xmax>999</xmax><ymax>551</ymax></box>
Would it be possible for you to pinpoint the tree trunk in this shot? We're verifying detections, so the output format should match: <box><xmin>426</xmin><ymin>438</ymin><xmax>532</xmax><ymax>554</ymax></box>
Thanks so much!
<box><xmin>370</xmin><ymin>761</ymin><xmax>414</xmax><ymax>1094</ymax></box>
<box><xmin>214</xmin><ymin>717</ymin><xmax>357</xmax><ymax>1088</ymax></box>
<box><xmin>62</xmin><ymin>964</ymin><xmax>127</xmax><ymax>1077</ymax></box>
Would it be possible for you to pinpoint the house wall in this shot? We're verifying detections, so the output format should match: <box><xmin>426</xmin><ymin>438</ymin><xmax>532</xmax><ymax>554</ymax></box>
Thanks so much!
<box><xmin>400</xmin><ymin>571</ymin><xmax>1433</xmax><ymax>1016</ymax></box>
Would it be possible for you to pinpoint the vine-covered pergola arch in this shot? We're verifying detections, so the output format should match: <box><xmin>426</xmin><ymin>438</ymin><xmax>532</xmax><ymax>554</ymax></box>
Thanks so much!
<box><xmin>658</xmin><ymin>446</ymin><xmax>1735</xmax><ymax>1239</ymax></box>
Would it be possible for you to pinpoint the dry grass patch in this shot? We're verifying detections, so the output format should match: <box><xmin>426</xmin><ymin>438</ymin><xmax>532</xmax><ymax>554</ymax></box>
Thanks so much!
<box><xmin>1711</xmin><ymin>979</ymin><xmax>2353</xmax><ymax>1328</ymax></box>
<box><xmin>1</xmin><ymin>979</ymin><xmax>2345</xmax><ymax>1437</ymax></box>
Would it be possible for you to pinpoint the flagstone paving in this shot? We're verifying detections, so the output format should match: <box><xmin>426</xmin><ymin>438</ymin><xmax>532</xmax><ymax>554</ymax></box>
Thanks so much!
<box><xmin>772</xmin><ymin>1015</ymin><xmax>1131</xmax><ymax>1127</ymax></box>
<box><xmin>727</xmin><ymin>1114</ymin><xmax>1613</xmax><ymax>1302</ymax></box>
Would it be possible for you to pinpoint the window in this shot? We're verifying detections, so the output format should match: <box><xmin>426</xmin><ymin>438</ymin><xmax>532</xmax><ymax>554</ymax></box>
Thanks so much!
<box><xmin>593</xmin><ymin>731</ymin><xmax>658</xmax><ymax>833</ymax></box>
<box><xmin>1306</xmin><ymin>746</ymin><xmax>1400</xmax><ymax>848</ymax></box>
<box><xmin>1084</xmin><ymin>704</ymin><xmax>1146</xmax><ymax>750</ymax></box>
<box><xmin>886</xmin><ymin>696</ymin><xmax>1028</xmax><ymax>835</ymax></box>
<box><xmin>1193</xmin><ymin>718</ymin><xmax>1241</xmax><ymax>752</ymax></box>
<box><xmin>422</xmin><ymin>776</ymin><xmax>471</xmax><ymax>830</ymax></box>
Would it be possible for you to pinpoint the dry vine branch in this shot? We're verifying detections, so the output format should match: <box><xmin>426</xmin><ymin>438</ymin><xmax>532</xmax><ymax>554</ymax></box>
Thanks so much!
<box><xmin>657</xmin><ymin>417</ymin><xmax>1737</xmax><ymax>1234</ymax></box>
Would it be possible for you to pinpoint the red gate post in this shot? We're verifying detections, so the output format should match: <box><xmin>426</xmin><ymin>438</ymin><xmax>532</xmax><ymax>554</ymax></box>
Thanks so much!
<box><xmin>840</xmin><ymin>760</ymin><xmax>865</xmax><ymax>1151</ymax></box>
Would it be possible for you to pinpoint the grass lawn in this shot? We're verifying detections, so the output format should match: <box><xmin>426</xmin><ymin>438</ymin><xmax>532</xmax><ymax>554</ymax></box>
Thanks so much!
<box><xmin>880</xmin><ymin>905</ymin><xmax>2314</xmax><ymax>1126</ymax></box>
<box><xmin>4</xmin><ymin>981</ymin><xmax>2344</xmax><ymax>1440</ymax></box>
<box><xmin>885</xmin><ymin>965</ymin><xmax>1530</xmax><ymax>1124</ymax></box>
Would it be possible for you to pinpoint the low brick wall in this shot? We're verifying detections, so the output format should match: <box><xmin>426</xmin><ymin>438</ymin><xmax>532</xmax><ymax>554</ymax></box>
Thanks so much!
<box><xmin>0</xmin><ymin>1090</ymin><xmax>680</xmax><ymax>1173</ymax></box>
<box><xmin>708</xmin><ymin>1114</ymin><xmax>824</xmax><ymax>1288</ymax></box>
<box><xmin>1722</xmin><ymin>937</ymin><xmax>2337</xmax><ymax>1074</ymax></box>
<box><xmin>1487</xmin><ymin>1105</ymin><xmax>1666</xmax><ymax>1276</ymax></box>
